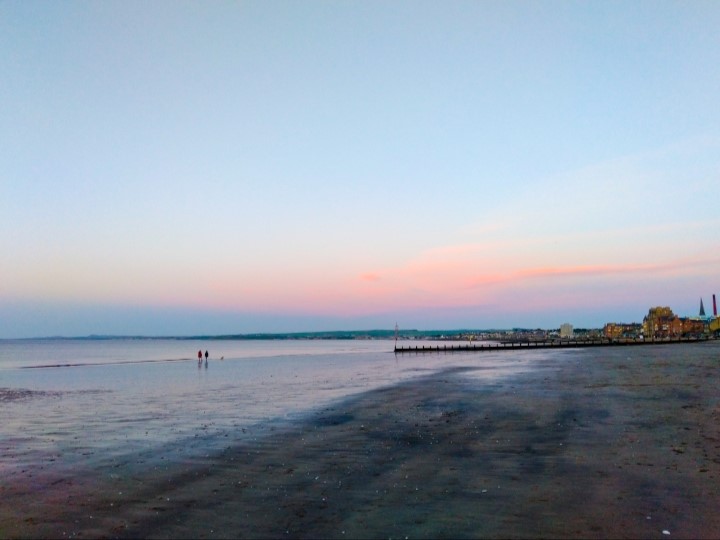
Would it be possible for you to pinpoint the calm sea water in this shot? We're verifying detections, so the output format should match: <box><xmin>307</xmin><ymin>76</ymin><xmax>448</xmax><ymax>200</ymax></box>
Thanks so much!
<box><xmin>0</xmin><ymin>338</ymin><xmax>551</xmax><ymax>476</ymax></box>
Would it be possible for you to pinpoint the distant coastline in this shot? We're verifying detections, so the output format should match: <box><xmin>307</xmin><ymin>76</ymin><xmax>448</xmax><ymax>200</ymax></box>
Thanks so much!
<box><xmin>0</xmin><ymin>318</ymin><xmax>720</xmax><ymax>343</ymax></box>
<box><xmin>1</xmin><ymin>327</ymin><xmax>604</xmax><ymax>342</ymax></box>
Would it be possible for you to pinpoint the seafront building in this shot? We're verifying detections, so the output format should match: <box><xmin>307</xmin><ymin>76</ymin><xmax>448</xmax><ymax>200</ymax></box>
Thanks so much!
<box><xmin>603</xmin><ymin>301</ymin><xmax>718</xmax><ymax>340</ymax></box>
<box><xmin>642</xmin><ymin>306</ymin><xmax>681</xmax><ymax>338</ymax></box>
<box><xmin>603</xmin><ymin>322</ymin><xmax>642</xmax><ymax>339</ymax></box>
<box><xmin>642</xmin><ymin>306</ymin><xmax>709</xmax><ymax>338</ymax></box>
<box><xmin>559</xmin><ymin>323</ymin><xmax>573</xmax><ymax>338</ymax></box>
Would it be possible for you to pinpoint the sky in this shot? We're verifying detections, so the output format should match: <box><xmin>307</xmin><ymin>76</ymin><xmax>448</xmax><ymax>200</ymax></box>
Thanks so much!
<box><xmin>1</xmin><ymin>1</ymin><xmax>719</xmax><ymax>338</ymax></box>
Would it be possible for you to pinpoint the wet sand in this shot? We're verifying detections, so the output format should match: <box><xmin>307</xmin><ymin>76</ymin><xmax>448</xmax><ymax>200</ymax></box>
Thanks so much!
<box><xmin>2</xmin><ymin>343</ymin><xmax>719</xmax><ymax>539</ymax></box>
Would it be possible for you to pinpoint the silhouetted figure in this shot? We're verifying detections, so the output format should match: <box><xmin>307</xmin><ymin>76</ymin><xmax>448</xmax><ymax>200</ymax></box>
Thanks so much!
<box><xmin>197</xmin><ymin>350</ymin><xmax>202</xmax><ymax>364</ymax></box>
<box><xmin>204</xmin><ymin>350</ymin><xmax>209</xmax><ymax>366</ymax></box>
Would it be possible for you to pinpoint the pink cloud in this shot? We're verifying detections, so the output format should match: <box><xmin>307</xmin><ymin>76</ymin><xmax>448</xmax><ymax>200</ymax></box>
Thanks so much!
<box><xmin>349</xmin><ymin>250</ymin><xmax>720</xmax><ymax>314</ymax></box>
<box><xmin>514</xmin><ymin>257</ymin><xmax>720</xmax><ymax>281</ymax></box>
<box><xmin>130</xmin><ymin>245</ymin><xmax>720</xmax><ymax>320</ymax></box>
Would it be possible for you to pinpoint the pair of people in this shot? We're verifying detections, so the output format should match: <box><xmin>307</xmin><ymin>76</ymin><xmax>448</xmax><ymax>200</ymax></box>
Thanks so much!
<box><xmin>197</xmin><ymin>350</ymin><xmax>209</xmax><ymax>364</ymax></box>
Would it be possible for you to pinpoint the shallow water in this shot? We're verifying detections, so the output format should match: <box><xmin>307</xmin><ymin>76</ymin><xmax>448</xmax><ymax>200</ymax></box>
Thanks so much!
<box><xmin>0</xmin><ymin>338</ymin><xmax>555</xmax><ymax>476</ymax></box>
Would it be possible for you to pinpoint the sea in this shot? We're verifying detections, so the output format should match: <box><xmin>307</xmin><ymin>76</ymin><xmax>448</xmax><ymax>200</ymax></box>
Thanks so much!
<box><xmin>0</xmin><ymin>338</ymin><xmax>552</xmax><ymax>477</ymax></box>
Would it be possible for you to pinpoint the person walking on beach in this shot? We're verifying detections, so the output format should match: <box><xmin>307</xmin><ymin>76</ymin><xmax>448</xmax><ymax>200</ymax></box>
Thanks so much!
<box><xmin>204</xmin><ymin>350</ymin><xmax>209</xmax><ymax>366</ymax></box>
<box><xmin>197</xmin><ymin>350</ymin><xmax>202</xmax><ymax>365</ymax></box>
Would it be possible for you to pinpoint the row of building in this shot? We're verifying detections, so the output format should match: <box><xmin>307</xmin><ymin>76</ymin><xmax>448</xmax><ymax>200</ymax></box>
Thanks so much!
<box><xmin>604</xmin><ymin>304</ymin><xmax>718</xmax><ymax>340</ymax></box>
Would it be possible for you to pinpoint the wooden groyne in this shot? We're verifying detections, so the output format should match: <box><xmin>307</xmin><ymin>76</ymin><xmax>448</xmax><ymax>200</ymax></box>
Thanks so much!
<box><xmin>394</xmin><ymin>336</ymin><xmax>712</xmax><ymax>353</ymax></box>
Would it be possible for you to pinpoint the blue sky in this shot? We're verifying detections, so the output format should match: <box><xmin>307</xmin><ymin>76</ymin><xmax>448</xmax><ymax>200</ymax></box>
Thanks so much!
<box><xmin>1</xmin><ymin>1</ymin><xmax>719</xmax><ymax>337</ymax></box>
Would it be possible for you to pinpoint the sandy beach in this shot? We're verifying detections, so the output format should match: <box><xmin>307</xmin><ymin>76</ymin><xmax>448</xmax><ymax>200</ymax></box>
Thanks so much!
<box><xmin>2</xmin><ymin>342</ymin><xmax>719</xmax><ymax>539</ymax></box>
